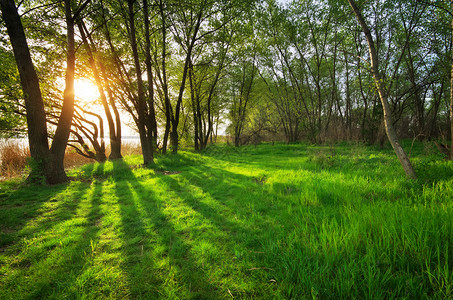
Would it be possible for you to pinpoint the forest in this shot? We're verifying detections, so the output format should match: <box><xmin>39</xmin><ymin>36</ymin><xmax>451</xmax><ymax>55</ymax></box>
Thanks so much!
<box><xmin>0</xmin><ymin>0</ymin><xmax>451</xmax><ymax>182</ymax></box>
<box><xmin>1</xmin><ymin>0</ymin><xmax>453</xmax><ymax>298</ymax></box>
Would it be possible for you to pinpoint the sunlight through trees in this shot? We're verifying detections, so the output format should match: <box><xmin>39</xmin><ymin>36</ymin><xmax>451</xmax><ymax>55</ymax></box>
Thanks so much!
<box><xmin>1</xmin><ymin>0</ymin><xmax>452</xmax><ymax>180</ymax></box>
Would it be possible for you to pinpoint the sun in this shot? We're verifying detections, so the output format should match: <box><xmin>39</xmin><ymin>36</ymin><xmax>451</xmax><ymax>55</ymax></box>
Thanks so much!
<box><xmin>74</xmin><ymin>79</ymin><xmax>100</xmax><ymax>106</ymax></box>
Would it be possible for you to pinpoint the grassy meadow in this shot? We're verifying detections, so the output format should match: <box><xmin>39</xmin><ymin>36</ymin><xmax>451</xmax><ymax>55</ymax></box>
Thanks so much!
<box><xmin>1</xmin><ymin>142</ymin><xmax>453</xmax><ymax>299</ymax></box>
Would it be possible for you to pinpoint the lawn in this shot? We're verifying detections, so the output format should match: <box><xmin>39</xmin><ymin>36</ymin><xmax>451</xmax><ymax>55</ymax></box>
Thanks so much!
<box><xmin>1</xmin><ymin>142</ymin><xmax>453</xmax><ymax>299</ymax></box>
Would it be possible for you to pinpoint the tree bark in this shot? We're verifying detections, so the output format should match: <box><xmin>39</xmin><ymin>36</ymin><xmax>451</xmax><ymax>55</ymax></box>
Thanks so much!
<box><xmin>104</xmin><ymin>72</ymin><xmax>123</xmax><ymax>160</ymax></box>
<box><xmin>189</xmin><ymin>60</ymin><xmax>200</xmax><ymax>151</ymax></box>
<box><xmin>348</xmin><ymin>0</ymin><xmax>417</xmax><ymax>179</ymax></box>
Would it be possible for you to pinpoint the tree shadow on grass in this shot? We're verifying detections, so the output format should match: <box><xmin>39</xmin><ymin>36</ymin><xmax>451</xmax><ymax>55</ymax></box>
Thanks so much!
<box><xmin>1</xmin><ymin>167</ymin><xmax>104</xmax><ymax>299</ymax></box>
<box><xmin>0</xmin><ymin>184</ymin><xmax>63</xmax><ymax>251</ymax></box>
<box><xmin>162</xmin><ymin>165</ymin><xmax>274</xmax><ymax>235</ymax></box>
<box><xmin>18</xmin><ymin>163</ymin><xmax>102</xmax><ymax>238</ymax></box>
<box><xmin>202</xmin><ymin>149</ymin><xmax>429</xmax><ymax>208</ymax></box>
<box><xmin>166</xmin><ymin>156</ymin><xmax>438</xmax><ymax>299</ymax></box>
<box><xmin>112</xmin><ymin>160</ymin><xmax>221</xmax><ymax>299</ymax></box>
<box><xmin>151</xmin><ymin>163</ymin><xmax>293</xmax><ymax>298</ymax></box>
<box><xmin>0</xmin><ymin>163</ymin><xmax>97</xmax><ymax>252</ymax></box>
<box><xmin>148</xmin><ymin>150</ymin><xmax>452</xmax><ymax>299</ymax></box>
<box><xmin>112</xmin><ymin>163</ymin><xmax>159</xmax><ymax>298</ymax></box>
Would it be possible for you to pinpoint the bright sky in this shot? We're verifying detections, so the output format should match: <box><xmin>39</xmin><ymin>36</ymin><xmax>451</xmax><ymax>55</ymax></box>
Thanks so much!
<box><xmin>276</xmin><ymin>0</ymin><xmax>291</xmax><ymax>6</ymax></box>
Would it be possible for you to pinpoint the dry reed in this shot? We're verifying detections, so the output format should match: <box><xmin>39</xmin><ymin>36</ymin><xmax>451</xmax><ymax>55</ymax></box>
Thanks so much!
<box><xmin>0</xmin><ymin>140</ymin><xmax>143</xmax><ymax>180</ymax></box>
<box><xmin>0</xmin><ymin>141</ymin><xmax>30</xmax><ymax>179</ymax></box>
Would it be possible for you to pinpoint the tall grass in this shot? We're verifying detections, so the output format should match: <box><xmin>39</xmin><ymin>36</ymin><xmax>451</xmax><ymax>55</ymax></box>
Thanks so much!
<box><xmin>0</xmin><ymin>141</ymin><xmax>29</xmax><ymax>179</ymax></box>
<box><xmin>0</xmin><ymin>142</ymin><xmax>452</xmax><ymax>298</ymax></box>
<box><xmin>0</xmin><ymin>140</ymin><xmax>143</xmax><ymax>180</ymax></box>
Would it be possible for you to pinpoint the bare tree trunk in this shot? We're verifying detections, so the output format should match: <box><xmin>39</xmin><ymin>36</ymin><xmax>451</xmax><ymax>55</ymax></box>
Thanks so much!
<box><xmin>189</xmin><ymin>60</ymin><xmax>200</xmax><ymax>151</ymax></box>
<box><xmin>450</xmin><ymin>63</ymin><xmax>453</xmax><ymax>158</ymax></box>
<box><xmin>344</xmin><ymin>51</ymin><xmax>351</xmax><ymax>140</ymax></box>
<box><xmin>428</xmin><ymin>82</ymin><xmax>443</xmax><ymax>138</ymax></box>
<box><xmin>104</xmin><ymin>72</ymin><xmax>123</xmax><ymax>160</ymax></box>
<box><xmin>348</xmin><ymin>0</ymin><xmax>417</xmax><ymax>179</ymax></box>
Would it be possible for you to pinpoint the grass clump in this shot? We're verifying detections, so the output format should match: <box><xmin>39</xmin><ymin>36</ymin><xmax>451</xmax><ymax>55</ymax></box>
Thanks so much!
<box><xmin>0</xmin><ymin>142</ymin><xmax>452</xmax><ymax>298</ymax></box>
<box><xmin>0</xmin><ymin>141</ymin><xmax>29</xmax><ymax>179</ymax></box>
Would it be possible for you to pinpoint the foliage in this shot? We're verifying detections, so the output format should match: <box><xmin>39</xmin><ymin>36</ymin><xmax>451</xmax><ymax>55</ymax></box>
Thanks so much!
<box><xmin>0</xmin><ymin>47</ymin><xmax>25</xmax><ymax>137</ymax></box>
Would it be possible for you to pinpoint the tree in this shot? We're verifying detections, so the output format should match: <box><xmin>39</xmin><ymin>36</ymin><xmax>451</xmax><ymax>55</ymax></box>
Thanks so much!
<box><xmin>230</xmin><ymin>50</ymin><xmax>257</xmax><ymax>146</ymax></box>
<box><xmin>126</xmin><ymin>0</ymin><xmax>154</xmax><ymax>164</ymax></box>
<box><xmin>0</xmin><ymin>0</ymin><xmax>84</xmax><ymax>184</ymax></box>
<box><xmin>188</xmin><ymin>27</ymin><xmax>232</xmax><ymax>150</ymax></box>
<box><xmin>164</xmin><ymin>0</ymin><xmax>254</xmax><ymax>152</ymax></box>
<box><xmin>94</xmin><ymin>0</ymin><xmax>156</xmax><ymax>165</ymax></box>
<box><xmin>77</xmin><ymin>20</ymin><xmax>123</xmax><ymax>161</ymax></box>
<box><xmin>347</xmin><ymin>0</ymin><xmax>417</xmax><ymax>179</ymax></box>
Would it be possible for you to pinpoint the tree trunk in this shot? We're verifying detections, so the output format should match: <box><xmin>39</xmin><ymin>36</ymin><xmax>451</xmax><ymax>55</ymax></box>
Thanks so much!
<box><xmin>106</xmin><ymin>79</ymin><xmax>123</xmax><ymax>160</ymax></box>
<box><xmin>158</xmin><ymin>0</ymin><xmax>171</xmax><ymax>154</ymax></box>
<box><xmin>202</xmin><ymin>43</ymin><xmax>229</xmax><ymax>149</ymax></box>
<box><xmin>100</xmin><ymin>61</ymin><xmax>122</xmax><ymax>160</ymax></box>
<box><xmin>196</xmin><ymin>94</ymin><xmax>203</xmax><ymax>149</ymax></box>
<box><xmin>428</xmin><ymin>82</ymin><xmax>442</xmax><ymax>138</ymax></box>
<box><xmin>189</xmin><ymin>60</ymin><xmax>200</xmax><ymax>151</ymax></box>
<box><xmin>348</xmin><ymin>0</ymin><xmax>417</xmax><ymax>179</ymax></box>
<box><xmin>128</xmin><ymin>0</ymin><xmax>153</xmax><ymax>165</ymax></box>
<box><xmin>450</xmin><ymin>12</ymin><xmax>453</xmax><ymax>159</ymax></box>
<box><xmin>48</xmin><ymin>0</ymin><xmax>77</xmax><ymax>183</ymax></box>
<box><xmin>0</xmin><ymin>0</ymin><xmax>51</xmax><ymax>181</ymax></box>
<box><xmin>170</xmin><ymin>130</ymin><xmax>179</xmax><ymax>153</ymax></box>
<box><xmin>344</xmin><ymin>51</ymin><xmax>351</xmax><ymax>140</ymax></box>
<box><xmin>78</xmin><ymin>21</ymin><xmax>122</xmax><ymax>161</ymax></box>
<box><xmin>1</xmin><ymin>0</ymin><xmax>78</xmax><ymax>184</ymax></box>
<box><xmin>170</xmin><ymin>10</ymin><xmax>203</xmax><ymax>153</ymax></box>
<box><xmin>143</xmin><ymin>0</ymin><xmax>158</xmax><ymax>152</ymax></box>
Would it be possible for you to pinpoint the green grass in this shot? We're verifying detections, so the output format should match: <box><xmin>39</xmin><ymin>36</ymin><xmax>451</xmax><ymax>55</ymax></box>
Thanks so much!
<box><xmin>1</xmin><ymin>142</ymin><xmax>453</xmax><ymax>299</ymax></box>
